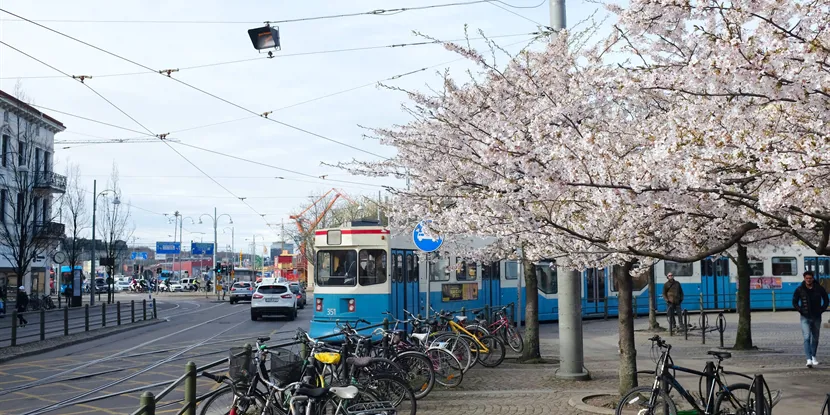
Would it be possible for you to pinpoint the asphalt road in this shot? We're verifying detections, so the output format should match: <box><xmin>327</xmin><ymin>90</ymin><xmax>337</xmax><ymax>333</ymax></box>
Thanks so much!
<box><xmin>0</xmin><ymin>294</ymin><xmax>312</xmax><ymax>415</ymax></box>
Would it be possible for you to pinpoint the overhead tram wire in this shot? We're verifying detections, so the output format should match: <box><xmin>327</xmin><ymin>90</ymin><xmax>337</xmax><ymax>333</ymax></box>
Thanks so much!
<box><xmin>0</xmin><ymin>9</ymin><xmax>387</xmax><ymax>159</ymax></box>
<box><xmin>0</xmin><ymin>0</ymin><xmax>534</xmax><ymax>25</ymax></box>
<box><xmin>0</xmin><ymin>32</ymin><xmax>539</xmax><ymax>80</ymax></box>
<box><xmin>0</xmin><ymin>40</ymin><xmax>278</xmax><ymax>235</ymax></box>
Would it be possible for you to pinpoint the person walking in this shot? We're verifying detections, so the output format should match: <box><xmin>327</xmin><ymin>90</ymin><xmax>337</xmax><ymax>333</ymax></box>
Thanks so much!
<box><xmin>662</xmin><ymin>272</ymin><xmax>684</xmax><ymax>331</ymax></box>
<box><xmin>793</xmin><ymin>270</ymin><xmax>829</xmax><ymax>368</ymax></box>
<box><xmin>16</xmin><ymin>286</ymin><xmax>29</xmax><ymax>327</ymax></box>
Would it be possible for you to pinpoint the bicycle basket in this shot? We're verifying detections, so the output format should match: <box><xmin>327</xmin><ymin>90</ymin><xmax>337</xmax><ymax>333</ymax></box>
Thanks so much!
<box><xmin>228</xmin><ymin>347</ymin><xmax>256</xmax><ymax>383</ymax></box>
<box><xmin>270</xmin><ymin>346</ymin><xmax>303</xmax><ymax>386</ymax></box>
<box><xmin>346</xmin><ymin>401</ymin><xmax>397</xmax><ymax>415</ymax></box>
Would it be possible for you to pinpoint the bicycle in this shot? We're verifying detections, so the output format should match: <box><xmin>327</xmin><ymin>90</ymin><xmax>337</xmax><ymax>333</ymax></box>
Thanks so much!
<box><xmin>468</xmin><ymin>303</ymin><xmax>523</xmax><ymax>353</ymax></box>
<box><xmin>430</xmin><ymin>307</ymin><xmax>506</xmax><ymax>368</ymax></box>
<box><xmin>617</xmin><ymin>335</ymin><xmax>759</xmax><ymax>415</ymax></box>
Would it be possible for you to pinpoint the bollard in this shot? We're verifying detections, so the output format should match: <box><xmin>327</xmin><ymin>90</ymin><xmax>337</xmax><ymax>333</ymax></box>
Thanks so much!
<box><xmin>716</xmin><ymin>312</ymin><xmax>727</xmax><ymax>348</ymax></box>
<box><xmin>10</xmin><ymin>310</ymin><xmax>17</xmax><ymax>346</ymax></box>
<box><xmin>143</xmin><ymin>299</ymin><xmax>147</xmax><ymax>321</ymax></box>
<box><xmin>117</xmin><ymin>302</ymin><xmax>121</xmax><ymax>326</ymax></box>
<box><xmin>669</xmin><ymin>307</ymin><xmax>675</xmax><ymax>337</ymax></box>
<box><xmin>699</xmin><ymin>293</ymin><xmax>704</xmax><ymax>312</ymax></box>
<box><xmin>771</xmin><ymin>291</ymin><xmax>776</xmax><ymax>312</ymax></box>
<box><xmin>184</xmin><ymin>361</ymin><xmax>197</xmax><ymax>415</ymax></box>
<box><xmin>699</xmin><ymin>312</ymin><xmax>708</xmax><ymax>345</ymax></box>
<box><xmin>131</xmin><ymin>300</ymin><xmax>135</xmax><ymax>323</ymax></box>
<box><xmin>603</xmin><ymin>299</ymin><xmax>609</xmax><ymax>321</ymax></box>
<box><xmin>64</xmin><ymin>306</ymin><xmax>69</xmax><ymax>336</ymax></box>
<box><xmin>101</xmin><ymin>303</ymin><xmax>107</xmax><ymax>327</ymax></box>
<box><xmin>40</xmin><ymin>308</ymin><xmax>46</xmax><ymax>341</ymax></box>
<box><xmin>682</xmin><ymin>309</ymin><xmax>689</xmax><ymax>340</ymax></box>
<box><xmin>152</xmin><ymin>298</ymin><xmax>157</xmax><ymax>319</ymax></box>
<box><xmin>139</xmin><ymin>391</ymin><xmax>156</xmax><ymax>415</ymax></box>
<box><xmin>85</xmin><ymin>305</ymin><xmax>90</xmax><ymax>332</ymax></box>
<box><xmin>58</xmin><ymin>292</ymin><xmax>61</xmax><ymax>309</ymax></box>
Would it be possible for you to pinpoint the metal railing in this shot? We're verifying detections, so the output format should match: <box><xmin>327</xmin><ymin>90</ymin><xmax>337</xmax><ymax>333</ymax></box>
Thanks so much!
<box><xmin>34</xmin><ymin>221</ymin><xmax>65</xmax><ymax>238</ymax></box>
<box><xmin>34</xmin><ymin>171</ymin><xmax>67</xmax><ymax>192</ymax></box>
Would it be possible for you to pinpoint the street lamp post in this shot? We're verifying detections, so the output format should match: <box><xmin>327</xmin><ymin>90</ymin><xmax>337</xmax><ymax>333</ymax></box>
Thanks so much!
<box><xmin>223</xmin><ymin>227</ymin><xmax>234</xmax><ymax>266</ymax></box>
<box><xmin>90</xmin><ymin>179</ymin><xmax>120</xmax><ymax>307</ymax></box>
<box><xmin>200</xmin><ymin>207</ymin><xmax>232</xmax><ymax>293</ymax></box>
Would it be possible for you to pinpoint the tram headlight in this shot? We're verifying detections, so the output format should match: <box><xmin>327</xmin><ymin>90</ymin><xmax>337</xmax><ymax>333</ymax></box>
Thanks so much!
<box><xmin>316</xmin><ymin>298</ymin><xmax>323</xmax><ymax>312</ymax></box>
<box><xmin>347</xmin><ymin>298</ymin><xmax>355</xmax><ymax>312</ymax></box>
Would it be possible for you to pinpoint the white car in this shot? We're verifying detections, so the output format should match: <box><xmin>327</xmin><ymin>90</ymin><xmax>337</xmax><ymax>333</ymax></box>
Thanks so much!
<box><xmin>114</xmin><ymin>281</ymin><xmax>131</xmax><ymax>292</ymax></box>
<box><xmin>250</xmin><ymin>283</ymin><xmax>297</xmax><ymax>321</ymax></box>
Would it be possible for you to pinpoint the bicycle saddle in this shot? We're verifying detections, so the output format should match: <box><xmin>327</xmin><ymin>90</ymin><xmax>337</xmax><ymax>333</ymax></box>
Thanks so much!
<box><xmin>314</xmin><ymin>352</ymin><xmax>341</xmax><ymax>365</ymax></box>
<box><xmin>411</xmin><ymin>333</ymin><xmax>429</xmax><ymax>342</ymax></box>
<box><xmin>295</xmin><ymin>386</ymin><xmax>330</xmax><ymax>399</ymax></box>
<box><xmin>257</xmin><ymin>336</ymin><xmax>270</xmax><ymax>342</ymax></box>
<box><xmin>346</xmin><ymin>356</ymin><xmax>374</xmax><ymax>368</ymax></box>
<box><xmin>330</xmin><ymin>385</ymin><xmax>359</xmax><ymax>399</ymax></box>
<box><xmin>455</xmin><ymin>315</ymin><xmax>468</xmax><ymax>323</ymax></box>
<box><xmin>707</xmin><ymin>351</ymin><xmax>732</xmax><ymax>360</ymax></box>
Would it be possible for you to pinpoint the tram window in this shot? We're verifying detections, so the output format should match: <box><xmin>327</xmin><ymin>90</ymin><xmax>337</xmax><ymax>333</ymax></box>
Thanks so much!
<box><xmin>358</xmin><ymin>249</ymin><xmax>388</xmax><ymax>286</ymax></box>
<box><xmin>429</xmin><ymin>253</ymin><xmax>450</xmax><ymax>281</ymax></box>
<box><xmin>456</xmin><ymin>259</ymin><xmax>477</xmax><ymax>281</ymax></box>
<box><xmin>610</xmin><ymin>267</ymin><xmax>649</xmax><ymax>292</ymax></box>
<box><xmin>771</xmin><ymin>257</ymin><xmax>797</xmax><ymax>276</ymax></box>
<box><xmin>663</xmin><ymin>261</ymin><xmax>693</xmax><ymax>277</ymax></box>
<box><xmin>748</xmin><ymin>258</ymin><xmax>764</xmax><ymax>276</ymax></box>
<box><xmin>504</xmin><ymin>261</ymin><xmax>519</xmax><ymax>280</ymax></box>
<box><xmin>406</xmin><ymin>254</ymin><xmax>418</xmax><ymax>282</ymax></box>
<box><xmin>316</xmin><ymin>250</ymin><xmax>357</xmax><ymax>287</ymax></box>
<box><xmin>535</xmin><ymin>262</ymin><xmax>558</xmax><ymax>294</ymax></box>
<box><xmin>391</xmin><ymin>253</ymin><xmax>403</xmax><ymax>283</ymax></box>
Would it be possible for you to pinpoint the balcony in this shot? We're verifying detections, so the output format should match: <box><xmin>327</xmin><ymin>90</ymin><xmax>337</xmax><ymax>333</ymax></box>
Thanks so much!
<box><xmin>34</xmin><ymin>171</ymin><xmax>67</xmax><ymax>194</ymax></box>
<box><xmin>34</xmin><ymin>221</ymin><xmax>65</xmax><ymax>239</ymax></box>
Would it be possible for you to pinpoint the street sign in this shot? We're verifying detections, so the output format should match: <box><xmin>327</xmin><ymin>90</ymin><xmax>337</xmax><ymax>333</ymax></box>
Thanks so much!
<box><xmin>131</xmin><ymin>252</ymin><xmax>149</xmax><ymax>260</ymax></box>
<box><xmin>412</xmin><ymin>220</ymin><xmax>443</xmax><ymax>252</ymax></box>
<box><xmin>156</xmin><ymin>242</ymin><xmax>181</xmax><ymax>255</ymax></box>
<box><xmin>156</xmin><ymin>254</ymin><xmax>167</xmax><ymax>260</ymax></box>
<box><xmin>191</xmin><ymin>242</ymin><xmax>215</xmax><ymax>256</ymax></box>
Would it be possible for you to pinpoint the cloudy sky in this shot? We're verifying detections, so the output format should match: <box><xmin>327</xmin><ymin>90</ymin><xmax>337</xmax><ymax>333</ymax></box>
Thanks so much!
<box><xmin>0</xmin><ymin>0</ymin><xmax>606</xmax><ymax>255</ymax></box>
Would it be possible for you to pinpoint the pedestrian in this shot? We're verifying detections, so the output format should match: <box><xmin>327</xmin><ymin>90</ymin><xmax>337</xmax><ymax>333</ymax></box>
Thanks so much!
<box><xmin>662</xmin><ymin>272</ymin><xmax>684</xmax><ymax>330</ymax></box>
<box><xmin>792</xmin><ymin>270</ymin><xmax>829</xmax><ymax>368</ymax></box>
<box><xmin>16</xmin><ymin>286</ymin><xmax>29</xmax><ymax>327</ymax></box>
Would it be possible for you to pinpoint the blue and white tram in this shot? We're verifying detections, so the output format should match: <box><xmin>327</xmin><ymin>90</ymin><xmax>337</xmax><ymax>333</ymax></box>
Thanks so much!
<box><xmin>309</xmin><ymin>221</ymin><xmax>830</xmax><ymax>337</ymax></box>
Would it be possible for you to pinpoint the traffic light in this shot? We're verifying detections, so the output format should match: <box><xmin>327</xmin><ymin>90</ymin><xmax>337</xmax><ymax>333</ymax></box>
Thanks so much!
<box><xmin>156</xmin><ymin>267</ymin><xmax>162</xmax><ymax>274</ymax></box>
<box><xmin>215</xmin><ymin>263</ymin><xmax>222</xmax><ymax>273</ymax></box>
<box><xmin>133</xmin><ymin>264</ymin><xmax>139</xmax><ymax>273</ymax></box>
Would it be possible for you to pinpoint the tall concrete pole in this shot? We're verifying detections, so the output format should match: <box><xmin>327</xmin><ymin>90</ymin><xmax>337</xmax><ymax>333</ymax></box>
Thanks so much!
<box><xmin>551</xmin><ymin>0</ymin><xmax>589</xmax><ymax>381</ymax></box>
<box><xmin>212</xmin><ymin>207</ymin><xmax>217</xmax><ymax>294</ymax></box>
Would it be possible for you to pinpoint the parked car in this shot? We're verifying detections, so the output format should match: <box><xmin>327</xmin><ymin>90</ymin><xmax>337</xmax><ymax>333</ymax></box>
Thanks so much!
<box><xmin>289</xmin><ymin>282</ymin><xmax>306</xmax><ymax>309</ymax></box>
<box><xmin>250</xmin><ymin>283</ymin><xmax>297</xmax><ymax>321</ymax></box>
<box><xmin>229</xmin><ymin>281</ymin><xmax>254</xmax><ymax>304</ymax></box>
<box><xmin>180</xmin><ymin>278</ymin><xmax>199</xmax><ymax>291</ymax></box>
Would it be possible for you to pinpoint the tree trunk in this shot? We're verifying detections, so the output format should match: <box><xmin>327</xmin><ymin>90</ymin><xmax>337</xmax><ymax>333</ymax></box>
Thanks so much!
<box><xmin>648</xmin><ymin>269</ymin><xmax>662</xmax><ymax>330</ymax></box>
<box><xmin>616</xmin><ymin>262</ymin><xmax>638</xmax><ymax>395</ymax></box>
<box><xmin>734</xmin><ymin>243</ymin><xmax>753</xmax><ymax>350</ymax></box>
<box><xmin>521</xmin><ymin>254</ymin><xmax>541</xmax><ymax>361</ymax></box>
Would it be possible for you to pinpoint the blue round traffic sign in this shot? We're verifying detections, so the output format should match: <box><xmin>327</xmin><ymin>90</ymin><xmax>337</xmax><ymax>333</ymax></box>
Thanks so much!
<box><xmin>413</xmin><ymin>220</ymin><xmax>443</xmax><ymax>252</ymax></box>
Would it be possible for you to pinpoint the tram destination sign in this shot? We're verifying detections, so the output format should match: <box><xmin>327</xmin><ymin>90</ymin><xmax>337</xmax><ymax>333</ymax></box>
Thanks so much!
<box><xmin>413</xmin><ymin>220</ymin><xmax>443</xmax><ymax>252</ymax></box>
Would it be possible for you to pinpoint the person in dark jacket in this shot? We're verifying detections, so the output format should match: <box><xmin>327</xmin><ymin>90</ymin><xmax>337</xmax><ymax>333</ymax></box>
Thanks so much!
<box><xmin>792</xmin><ymin>270</ymin><xmax>829</xmax><ymax>368</ymax></box>
<box><xmin>662</xmin><ymin>273</ymin><xmax>684</xmax><ymax>329</ymax></box>
<box><xmin>16</xmin><ymin>286</ymin><xmax>29</xmax><ymax>327</ymax></box>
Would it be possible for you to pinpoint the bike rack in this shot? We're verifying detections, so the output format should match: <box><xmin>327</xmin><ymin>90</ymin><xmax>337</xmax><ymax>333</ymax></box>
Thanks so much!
<box><xmin>699</xmin><ymin>312</ymin><xmax>709</xmax><ymax>345</ymax></box>
<box><xmin>822</xmin><ymin>393</ymin><xmax>830</xmax><ymax>415</ymax></box>
<box><xmin>716</xmin><ymin>312</ymin><xmax>727</xmax><ymax>348</ymax></box>
<box><xmin>682</xmin><ymin>309</ymin><xmax>689</xmax><ymax>340</ymax></box>
<box><xmin>748</xmin><ymin>374</ymin><xmax>774</xmax><ymax>415</ymax></box>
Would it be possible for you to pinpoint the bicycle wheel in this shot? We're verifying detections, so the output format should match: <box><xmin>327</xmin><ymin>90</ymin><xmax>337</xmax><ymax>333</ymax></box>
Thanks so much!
<box><xmin>425</xmin><ymin>347</ymin><xmax>464</xmax><ymax>388</ymax></box>
<box><xmin>464</xmin><ymin>324</ymin><xmax>489</xmax><ymax>339</ymax></box>
<box><xmin>430</xmin><ymin>332</ymin><xmax>473</xmax><ymax>372</ymax></box>
<box><xmin>319</xmin><ymin>387</ymin><xmax>381</xmax><ymax>415</ymax></box>
<box><xmin>199</xmin><ymin>386</ymin><xmax>274</xmax><ymax>415</ymax></box>
<box><xmin>360</xmin><ymin>373</ymin><xmax>417</xmax><ymax>415</ymax></box>
<box><xmin>615</xmin><ymin>386</ymin><xmax>677</xmax><ymax>415</ymax></box>
<box><xmin>504</xmin><ymin>325</ymin><xmax>524</xmax><ymax>353</ymax></box>
<box><xmin>391</xmin><ymin>351</ymin><xmax>435</xmax><ymax>400</ymax></box>
<box><xmin>713</xmin><ymin>383</ymin><xmax>750</xmax><ymax>415</ymax></box>
<box><xmin>477</xmin><ymin>335</ymin><xmax>506</xmax><ymax>368</ymax></box>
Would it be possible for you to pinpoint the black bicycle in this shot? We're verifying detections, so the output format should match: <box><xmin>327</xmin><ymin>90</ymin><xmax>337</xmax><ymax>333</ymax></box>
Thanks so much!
<box><xmin>617</xmin><ymin>336</ymin><xmax>756</xmax><ymax>415</ymax></box>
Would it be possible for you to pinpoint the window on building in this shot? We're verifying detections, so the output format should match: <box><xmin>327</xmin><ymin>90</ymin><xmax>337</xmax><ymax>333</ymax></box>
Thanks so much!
<box><xmin>664</xmin><ymin>261</ymin><xmax>693</xmax><ymax>277</ymax></box>
<box><xmin>3</xmin><ymin>111</ymin><xmax>8</xmax><ymax>122</ymax></box>
<box><xmin>456</xmin><ymin>258</ymin><xmax>477</xmax><ymax>281</ymax></box>
<box><xmin>316</xmin><ymin>250</ymin><xmax>357</xmax><ymax>286</ymax></box>
<box><xmin>748</xmin><ymin>258</ymin><xmax>764</xmax><ymax>276</ymax></box>
<box><xmin>771</xmin><ymin>257</ymin><xmax>797</xmax><ymax>276</ymax></box>
<box><xmin>18</xmin><ymin>140</ymin><xmax>25</xmax><ymax>166</ymax></box>
<box><xmin>358</xmin><ymin>249</ymin><xmax>387</xmax><ymax>286</ymax></box>
<box><xmin>1</xmin><ymin>135</ymin><xmax>7</xmax><ymax>167</ymax></box>
<box><xmin>535</xmin><ymin>261</ymin><xmax>558</xmax><ymax>294</ymax></box>
<box><xmin>429</xmin><ymin>253</ymin><xmax>450</xmax><ymax>281</ymax></box>
<box><xmin>504</xmin><ymin>261</ymin><xmax>519</xmax><ymax>280</ymax></box>
<box><xmin>43</xmin><ymin>152</ymin><xmax>51</xmax><ymax>173</ymax></box>
<box><xmin>35</xmin><ymin>148</ymin><xmax>41</xmax><ymax>175</ymax></box>
<box><xmin>33</xmin><ymin>196</ymin><xmax>40</xmax><ymax>226</ymax></box>
<box><xmin>16</xmin><ymin>192</ymin><xmax>23</xmax><ymax>223</ymax></box>
<box><xmin>42</xmin><ymin>198</ymin><xmax>47</xmax><ymax>224</ymax></box>
<box><xmin>0</xmin><ymin>189</ymin><xmax>6</xmax><ymax>224</ymax></box>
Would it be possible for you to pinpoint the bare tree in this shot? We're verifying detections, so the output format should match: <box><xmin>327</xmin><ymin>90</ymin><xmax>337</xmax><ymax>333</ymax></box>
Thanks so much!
<box><xmin>98</xmin><ymin>164</ymin><xmax>133</xmax><ymax>303</ymax></box>
<box><xmin>0</xmin><ymin>84</ymin><xmax>64</xmax><ymax>301</ymax></box>
<box><xmin>59</xmin><ymin>163</ymin><xmax>88</xmax><ymax>297</ymax></box>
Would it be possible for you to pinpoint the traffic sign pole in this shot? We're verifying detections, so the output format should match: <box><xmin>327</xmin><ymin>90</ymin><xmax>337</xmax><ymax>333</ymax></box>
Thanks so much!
<box><xmin>413</xmin><ymin>220</ymin><xmax>443</xmax><ymax>316</ymax></box>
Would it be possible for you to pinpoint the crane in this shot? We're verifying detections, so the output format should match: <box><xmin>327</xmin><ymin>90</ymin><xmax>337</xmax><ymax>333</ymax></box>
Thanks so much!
<box><xmin>290</xmin><ymin>188</ymin><xmax>358</xmax><ymax>283</ymax></box>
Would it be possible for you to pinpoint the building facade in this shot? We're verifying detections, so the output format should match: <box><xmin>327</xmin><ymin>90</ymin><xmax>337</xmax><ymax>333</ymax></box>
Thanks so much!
<box><xmin>0</xmin><ymin>90</ymin><xmax>66</xmax><ymax>297</ymax></box>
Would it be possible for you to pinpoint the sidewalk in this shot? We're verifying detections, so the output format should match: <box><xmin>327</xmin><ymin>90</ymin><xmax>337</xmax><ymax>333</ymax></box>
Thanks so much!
<box><xmin>416</xmin><ymin>311</ymin><xmax>829</xmax><ymax>414</ymax></box>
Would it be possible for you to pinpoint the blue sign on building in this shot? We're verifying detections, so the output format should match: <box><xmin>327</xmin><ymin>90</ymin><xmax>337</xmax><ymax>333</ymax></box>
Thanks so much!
<box><xmin>156</xmin><ymin>242</ymin><xmax>181</xmax><ymax>255</ymax></box>
<box><xmin>191</xmin><ymin>242</ymin><xmax>215</xmax><ymax>256</ymax></box>
<box><xmin>131</xmin><ymin>252</ymin><xmax>149</xmax><ymax>260</ymax></box>
<box><xmin>412</xmin><ymin>220</ymin><xmax>443</xmax><ymax>252</ymax></box>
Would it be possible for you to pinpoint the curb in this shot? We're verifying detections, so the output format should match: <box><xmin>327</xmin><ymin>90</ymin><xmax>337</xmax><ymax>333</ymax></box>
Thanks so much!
<box><xmin>568</xmin><ymin>391</ymin><xmax>618</xmax><ymax>415</ymax></box>
<box><xmin>0</xmin><ymin>319</ymin><xmax>165</xmax><ymax>364</ymax></box>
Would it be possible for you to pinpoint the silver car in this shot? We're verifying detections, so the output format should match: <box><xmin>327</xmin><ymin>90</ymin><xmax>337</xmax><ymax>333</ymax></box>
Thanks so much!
<box><xmin>229</xmin><ymin>281</ymin><xmax>254</xmax><ymax>304</ymax></box>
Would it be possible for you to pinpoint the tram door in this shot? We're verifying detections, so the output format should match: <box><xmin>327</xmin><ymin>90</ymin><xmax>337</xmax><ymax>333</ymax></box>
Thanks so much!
<box><xmin>391</xmin><ymin>249</ymin><xmax>419</xmax><ymax>322</ymax></box>
<box><xmin>405</xmin><ymin>252</ymin><xmax>420</xmax><ymax>317</ymax></box>
<box><xmin>482</xmin><ymin>262</ymin><xmax>501</xmax><ymax>310</ymax></box>
<box><xmin>584</xmin><ymin>268</ymin><xmax>606</xmax><ymax>315</ymax></box>
<box><xmin>701</xmin><ymin>257</ymin><xmax>730</xmax><ymax>309</ymax></box>
<box><xmin>804</xmin><ymin>257</ymin><xmax>830</xmax><ymax>293</ymax></box>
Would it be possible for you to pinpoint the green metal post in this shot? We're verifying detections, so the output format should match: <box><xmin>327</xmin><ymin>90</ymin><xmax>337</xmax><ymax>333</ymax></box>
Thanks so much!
<box><xmin>772</xmin><ymin>291</ymin><xmax>776</xmax><ymax>312</ymax></box>
<box><xmin>101</xmin><ymin>303</ymin><xmax>107</xmax><ymax>327</ymax></box>
<box><xmin>84</xmin><ymin>304</ymin><xmax>90</xmax><ymax>332</ymax></box>
<box><xmin>184</xmin><ymin>361</ymin><xmax>197</xmax><ymax>415</ymax></box>
<box><xmin>64</xmin><ymin>306</ymin><xmax>69</xmax><ymax>336</ymax></box>
<box><xmin>143</xmin><ymin>299</ymin><xmax>147</xmax><ymax>320</ymax></box>
<box><xmin>40</xmin><ymin>308</ymin><xmax>46</xmax><ymax>341</ymax></box>
<box><xmin>10</xmin><ymin>310</ymin><xmax>17</xmax><ymax>346</ymax></box>
<box><xmin>131</xmin><ymin>300</ymin><xmax>135</xmax><ymax>323</ymax></box>
<box><xmin>139</xmin><ymin>391</ymin><xmax>155</xmax><ymax>415</ymax></box>
<box><xmin>117</xmin><ymin>301</ymin><xmax>121</xmax><ymax>325</ymax></box>
<box><xmin>152</xmin><ymin>298</ymin><xmax>157</xmax><ymax>319</ymax></box>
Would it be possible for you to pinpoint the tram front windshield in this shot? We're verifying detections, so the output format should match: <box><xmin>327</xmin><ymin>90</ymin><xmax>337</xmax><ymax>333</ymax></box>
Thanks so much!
<box><xmin>317</xmin><ymin>250</ymin><xmax>358</xmax><ymax>286</ymax></box>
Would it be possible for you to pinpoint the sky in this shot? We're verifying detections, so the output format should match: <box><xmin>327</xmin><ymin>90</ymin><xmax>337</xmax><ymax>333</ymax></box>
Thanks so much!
<box><xmin>0</xmin><ymin>0</ymin><xmax>609</xmax><ymax>256</ymax></box>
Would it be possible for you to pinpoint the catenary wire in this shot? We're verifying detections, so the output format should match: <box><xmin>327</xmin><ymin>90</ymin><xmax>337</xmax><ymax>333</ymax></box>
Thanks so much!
<box><xmin>489</xmin><ymin>0</ymin><xmax>550</xmax><ymax>28</ymax></box>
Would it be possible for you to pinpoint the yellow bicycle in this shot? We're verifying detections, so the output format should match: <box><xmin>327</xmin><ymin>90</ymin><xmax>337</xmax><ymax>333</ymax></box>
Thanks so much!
<box><xmin>429</xmin><ymin>309</ymin><xmax>506</xmax><ymax>369</ymax></box>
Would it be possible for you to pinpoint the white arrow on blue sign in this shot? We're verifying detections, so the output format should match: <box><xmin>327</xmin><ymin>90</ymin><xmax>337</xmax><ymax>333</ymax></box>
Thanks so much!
<box><xmin>412</xmin><ymin>220</ymin><xmax>443</xmax><ymax>252</ymax></box>
<box><xmin>131</xmin><ymin>252</ymin><xmax>148</xmax><ymax>260</ymax></box>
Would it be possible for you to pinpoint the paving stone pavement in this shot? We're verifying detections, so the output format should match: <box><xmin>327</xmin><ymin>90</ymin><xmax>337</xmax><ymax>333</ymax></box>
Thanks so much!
<box><xmin>418</xmin><ymin>311</ymin><xmax>830</xmax><ymax>414</ymax></box>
